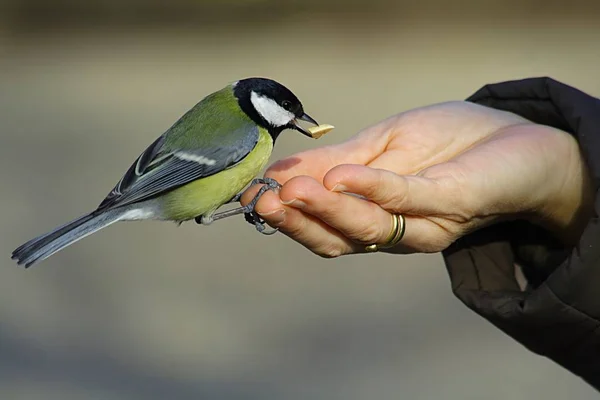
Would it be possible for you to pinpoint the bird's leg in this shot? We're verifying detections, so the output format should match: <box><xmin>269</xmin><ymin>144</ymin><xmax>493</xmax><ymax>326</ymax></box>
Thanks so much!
<box><xmin>194</xmin><ymin>192</ymin><xmax>243</xmax><ymax>225</ymax></box>
<box><xmin>249</xmin><ymin>177</ymin><xmax>282</xmax><ymax>190</ymax></box>
<box><xmin>196</xmin><ymin>213</ymin><xmax>214</xmax><ymax>225</ymax></box>
<box><xmin>243</xmin><ymin>178</ymin><xmax>282</xmax><ymax>235</ymax></box>
<box><xmin>195</xmin><ymin>178</ymin><xmax>281</xmax><ymax>235</ymax></box>
<box><xmin>225</xmin><ymin>177</ymin><xmax>280</xmax><ymax>206</ymax></box>
<box><xmin>226</xmin><ymin>192</ymin><xmax>243</xmax><ymax>204</ymax></box>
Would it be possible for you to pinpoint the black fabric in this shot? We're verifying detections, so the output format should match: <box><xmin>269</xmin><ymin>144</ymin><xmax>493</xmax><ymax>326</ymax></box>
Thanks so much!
<box><xmin>442</xmin><ymin>77</ymin><xmax>600</xmax><ymax>389</ymax></box>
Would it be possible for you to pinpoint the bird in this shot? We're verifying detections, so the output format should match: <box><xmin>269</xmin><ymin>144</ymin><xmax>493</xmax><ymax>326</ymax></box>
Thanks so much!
<box><xmin>11</xmin><ymin>77</ymin><xmax>320</xmax><ymax>268</ymax></box>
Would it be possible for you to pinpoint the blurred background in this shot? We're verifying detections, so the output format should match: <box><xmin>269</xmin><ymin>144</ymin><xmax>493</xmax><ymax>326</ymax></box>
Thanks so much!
<box><xmin>1</xmin><ymin>0</ymin><xmax>599</xmax><ymax>398</ymax></box>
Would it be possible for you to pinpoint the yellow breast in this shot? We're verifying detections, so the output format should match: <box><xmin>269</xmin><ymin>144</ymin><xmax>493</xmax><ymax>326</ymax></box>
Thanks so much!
<box><xmin>160</xmin><ymin>128</ymin><xmax>274</xmax><ymax>221</ymax></box>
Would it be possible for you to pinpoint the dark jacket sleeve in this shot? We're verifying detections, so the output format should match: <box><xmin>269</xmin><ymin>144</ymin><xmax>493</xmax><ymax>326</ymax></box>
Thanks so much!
<box><xmin>442</xmin><ymin>77</ymin><xmax>600</xmax><ymax>389</ymax></box>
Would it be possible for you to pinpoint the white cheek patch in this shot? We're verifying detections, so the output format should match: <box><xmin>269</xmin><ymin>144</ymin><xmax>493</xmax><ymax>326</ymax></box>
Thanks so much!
<box><xmin>250</xmin><ymin>91</ymin><xmax>295</xmax><ymax>127</ymax></box>
<box><xmin>174</xmin><ymin>151</ymin><xmax>217</xmax><ymax>166</ymax></box>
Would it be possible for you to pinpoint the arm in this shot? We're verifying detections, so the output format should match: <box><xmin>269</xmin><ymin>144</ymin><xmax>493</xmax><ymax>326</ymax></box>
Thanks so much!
<box><xmin>444</xmin><ymin>77</ymin><xmax>600</xmax><ymax>389</ymax></box>
<box><xmin>242</xmin><ymin>77</ymin><xmax>600</xmax><ymax>388</ymax></box>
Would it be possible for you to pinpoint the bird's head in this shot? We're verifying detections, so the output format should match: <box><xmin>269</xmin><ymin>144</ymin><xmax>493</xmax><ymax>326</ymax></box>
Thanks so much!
<box><xmin>233</xmin><ymin>77</ymin><xmax>318</xmax><ymax>139</ymax></box>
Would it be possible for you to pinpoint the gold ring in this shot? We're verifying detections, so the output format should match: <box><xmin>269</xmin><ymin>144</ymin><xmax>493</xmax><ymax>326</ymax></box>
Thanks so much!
<box><xmin>365</xmin><ymin>214</ymin><xmax>406</xmax><ymax>253</ymax></box>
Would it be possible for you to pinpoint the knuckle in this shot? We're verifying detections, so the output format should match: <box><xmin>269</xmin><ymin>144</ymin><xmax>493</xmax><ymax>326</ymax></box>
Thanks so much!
<box><xmin>284</xmin><ymin>224</ymin><xmax>305</xmax><ymax>239</ymax></box>
<box><xmin>316</xmin><ymin>245</ymin><xmax>345</xmax><ymax>259</ymax></box>
<box><xmin>366</xmin><ymin>181</ymin><xmax>381</xmax><ymax>198</ymax></box>
<box><xmin>378</xmin><ymin>174</ymin><xmax>407</xmax><ymax>210</ymax></box>
<box><xmin>281</xmin><ymin>176</ymin><xmax>308</xmax><ymax>198</ymax></box>
<box><xmin>385</xmin><ymin>189</ymin><xmax>407</xmax><ymax>211</ymax></box>
<box><xmin>361</xmin><ymin>173</ymin><xmax>383</xmax><ymax>199</ymax></box>
<box><xmin>317</xmin><ymin>205</ymin><xmax>342</xmax><ymax>221</ymax></box>
<box><xmin>351</xmin><ymin>222</ymin><xmax>383</xmax><ymax>244</ymax></box>
<box><xmin>280</xmin><ymin>215</ymin><xmax>307</xmax><ymax>238</ymax></box>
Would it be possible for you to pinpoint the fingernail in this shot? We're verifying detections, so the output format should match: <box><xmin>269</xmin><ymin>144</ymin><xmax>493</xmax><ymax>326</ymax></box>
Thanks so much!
<box><xmin>258</xmin><ymin>209</ymin><xmax>286</xmax><ymax>224</ymax></box>
<box><xmin>281</xmin><ymin>198</ymin><xmax>306</xmax><ymax>209</ymax></box>
<box><xmin>331</xmin><ymin>184</ymin><xmax>347</xmax><ymax>192</ymax></box>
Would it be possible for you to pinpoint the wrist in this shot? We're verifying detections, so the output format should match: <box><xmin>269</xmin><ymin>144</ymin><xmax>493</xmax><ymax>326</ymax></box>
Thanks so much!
<box><xmin>530</xmin><ymin>135</ymin><xmax>595</xmax><ymax>245</ymax></box>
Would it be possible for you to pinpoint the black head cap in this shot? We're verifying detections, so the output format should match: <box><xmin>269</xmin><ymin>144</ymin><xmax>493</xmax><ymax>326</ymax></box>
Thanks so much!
<box><xmin>233</xmin><ymin>77</ymin><xmax>317</xmax><ymax>140</ymax></box>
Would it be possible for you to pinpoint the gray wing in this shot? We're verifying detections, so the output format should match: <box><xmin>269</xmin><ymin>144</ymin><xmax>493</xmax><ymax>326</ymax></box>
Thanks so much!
<box><xmin>97</xmin><ymin>124</ymin><xmax>259</xmax><ymax>210</ymax></box>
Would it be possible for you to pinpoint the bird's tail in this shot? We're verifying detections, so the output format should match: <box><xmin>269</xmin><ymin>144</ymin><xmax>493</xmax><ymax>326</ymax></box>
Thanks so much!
<box><xmin>12</xmin><ymin>209</ymin><xmax>124</xmax><ymax>268</ymax></box>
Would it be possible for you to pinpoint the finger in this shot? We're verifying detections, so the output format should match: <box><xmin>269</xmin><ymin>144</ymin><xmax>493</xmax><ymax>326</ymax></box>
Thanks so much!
<box><xmin>241</xmin><ymin>181</ymin><xmax>362</xmax><ymax>258</ymax></box>
<box><xmin>323</xmin><ymin>164</ymin><xmax>460</xmax><ymax>216</ymax></box>
<box><xmin>241</xmin><ymin>176</ymin><xmax>455</xmax><ymax>255</ymax></box>
<box><xmin>277</xmin><ymin>176</ymin><xmax>454</xmax><ymax>254</ymax></box>
<box><xmin>263</xmin><ymin>202</ymin><xmax>363</xmax><ymax>258</ymax></box>
<box><xmin>264</xmin><ymin>123</ymin><xmax>392</xmax><ymax>185</ymax></box>
<box><xmin>380</xmin><ymin>215</ymin><xmax>457</xmax><ymax>254</ymax></box>
<box><xmin>278</xmin><ymin>175</ymin><xmax>398</xmax><ymax>246</ymax></box>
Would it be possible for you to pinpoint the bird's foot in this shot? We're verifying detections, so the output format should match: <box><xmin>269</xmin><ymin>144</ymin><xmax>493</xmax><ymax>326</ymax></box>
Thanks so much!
<box><xmin>250</xmin><ymin>177</ymin><xmax>282</xmax><ymax>192</ymax></box>
<box><xmin>242</xmin><ymin>178</ymin><xmax>282</xmax><ymax>235</ymax></box>
<box><xmin>196</xmin><ymin>178</ymin><xmax>282</xmax><ymax>235</ymax></box>
<box><xmin>244</xmin><ymin>211</ymin><xmax>279</xmax><ymax>235</ymax></box>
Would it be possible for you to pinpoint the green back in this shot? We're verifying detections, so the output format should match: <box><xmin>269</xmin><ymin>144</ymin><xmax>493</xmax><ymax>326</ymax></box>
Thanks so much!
<box><xmin>163</xmin><ymin>85</ymin><xmax>254</xmax><ymax>150</ymax></box>
<box><xmin>97</xmin><ymin>84</ymin><xmax>262</xmax><ymax>210</ymax></box>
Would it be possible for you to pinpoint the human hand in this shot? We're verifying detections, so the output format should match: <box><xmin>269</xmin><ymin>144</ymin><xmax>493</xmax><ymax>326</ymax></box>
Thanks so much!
<box><xmin>242</xmin><ymin>101</ymin><xmax>593</xmax><ymax>257</ymax></box>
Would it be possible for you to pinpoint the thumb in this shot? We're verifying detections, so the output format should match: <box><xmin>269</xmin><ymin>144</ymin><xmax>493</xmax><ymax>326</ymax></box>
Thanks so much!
<box><xmin>323</xmin><ymin>164</ymin><xmax>461</xmax><ymax>216</ymax></box>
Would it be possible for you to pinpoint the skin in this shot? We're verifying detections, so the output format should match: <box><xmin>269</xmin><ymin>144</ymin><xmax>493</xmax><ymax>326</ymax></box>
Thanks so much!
<box><xmin>241</xmin><ymin>101</ymin><xmax>594</xmax><ymax>258</ymax></box>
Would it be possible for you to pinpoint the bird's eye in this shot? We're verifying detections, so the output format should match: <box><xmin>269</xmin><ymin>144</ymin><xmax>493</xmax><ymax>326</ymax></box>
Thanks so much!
<box><xmin>282</xmin><ymin>100</ymin><xmax>292</xmax><ymax>111</ymax></box>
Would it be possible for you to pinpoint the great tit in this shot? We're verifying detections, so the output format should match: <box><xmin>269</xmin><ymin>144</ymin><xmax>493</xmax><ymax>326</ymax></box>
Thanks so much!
<box><xmin>12</xmin><ymin>77</ymin><xmax>320</xmax><ymax>268</ymax></box>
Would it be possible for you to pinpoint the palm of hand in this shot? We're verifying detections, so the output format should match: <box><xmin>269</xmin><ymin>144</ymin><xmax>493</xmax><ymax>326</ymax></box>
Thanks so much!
<box><xmin>243</xmin><ymin>102</ymin><xmax>584</xmax><ymax>256</ymax></box>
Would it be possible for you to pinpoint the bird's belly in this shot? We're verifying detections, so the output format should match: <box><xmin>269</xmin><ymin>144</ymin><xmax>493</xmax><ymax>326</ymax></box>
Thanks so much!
<box><xmin>159</xmin><ymin>132</ymin><xmax>274</xmax><ymax>221</ymax></box>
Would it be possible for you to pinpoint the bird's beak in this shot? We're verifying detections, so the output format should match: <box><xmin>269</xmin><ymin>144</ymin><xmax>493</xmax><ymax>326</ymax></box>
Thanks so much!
<box><xmin>292</xmin><ymin>113</ymin><xmax>319</xmax><ymax>137</ymax></box>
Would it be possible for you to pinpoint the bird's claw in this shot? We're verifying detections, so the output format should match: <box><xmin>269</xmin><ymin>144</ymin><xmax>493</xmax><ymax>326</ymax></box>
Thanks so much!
<box><xmin>195</xmin><ymin>177</ymin><xmax>282</xmax><ymax>235</ymax></box>
<box><xmin>251</xmin><ymin>177</ymin><xmax>282</xmax><ymax>193</ymax></box>
<box><xmin>245</xmin><ymin>211</ymin><xmax>279</xmax><ymax>235</ymax></box>
<box><xmin>243</xmin><ymin>178</ymin><xmax>282</xmax><ymax>235</ymax></box>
